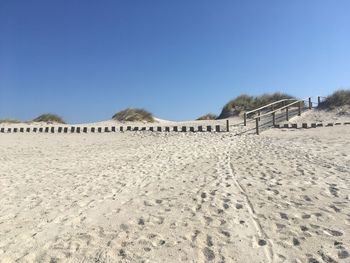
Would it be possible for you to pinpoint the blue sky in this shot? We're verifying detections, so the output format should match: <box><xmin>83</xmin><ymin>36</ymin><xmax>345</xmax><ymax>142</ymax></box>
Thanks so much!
<box><xmin>1</xmin><ymin>1</ymin><xmax>349</xmax><ymax>123</ymax></box>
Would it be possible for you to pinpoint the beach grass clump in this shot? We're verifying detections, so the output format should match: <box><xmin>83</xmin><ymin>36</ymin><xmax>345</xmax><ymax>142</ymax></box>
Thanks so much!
<box><xmin>112</xmin><ymin>108</ymin><xmax>154</xmax><ymax>122</ymax></box>
<box><xmin>196</xmin><ymin>113</ymin><xmax>218</xmax><ymax>120</ymax></box>
<box><xmin>318</xmin><ymin>89</ymin><xmax>350</xmax><ymax>109</ymax></box>
<box><xmin>32</xmin><ymin>113</ymin><xmax>65</xmax><ymax>124</ymax></box>
<box><xmin>218</xmin><ymin>92</ymin><xmax>295</xmax><ymax>119</ymax></box>
<box><xmin>0</xmin><ymin>119</ymin><xmax>22</xmax><ymax>124</ymax></box>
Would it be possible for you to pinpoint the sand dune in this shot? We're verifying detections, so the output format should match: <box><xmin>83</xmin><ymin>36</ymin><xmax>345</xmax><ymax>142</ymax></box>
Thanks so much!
<box><xmin>0</xmin><ymin>116</ymin><xmax>350</xmax><ymax>262</ymax></box>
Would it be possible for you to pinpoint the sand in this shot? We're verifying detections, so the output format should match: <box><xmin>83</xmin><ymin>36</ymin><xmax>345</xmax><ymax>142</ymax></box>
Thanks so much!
<box><xmin>0</xmin><ymin>116</ymin><xmax>350</xmax><ymax>262</ymax></box>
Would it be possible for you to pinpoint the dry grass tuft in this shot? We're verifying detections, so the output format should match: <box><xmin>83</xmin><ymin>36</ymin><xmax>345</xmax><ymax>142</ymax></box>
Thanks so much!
<box><xmin>112</xmin><ymin>108</ymin><xmax>154</xmax><ymax>122</ymax></box>
<box><xmin>33</xmin><ymin>113</ymin><xmax>65</xmax><ymax>124</ymax></box>
<box><xmin>196</xmin><ymin>113</ymin><xmax>217</xmax><ymax>120</ymax></box>
<box><xmin>218</xmin><ymin>92</ymin><xmax>295</xmax><ymax>119</ymax></box>
<box><xmin>318</xmin><ymin>89</ymin><xmax>350</xmax><ymax>109</ymax></box>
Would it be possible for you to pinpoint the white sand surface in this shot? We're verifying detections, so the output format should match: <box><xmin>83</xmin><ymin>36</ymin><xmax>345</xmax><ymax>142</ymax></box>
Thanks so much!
<box><xmin>0</xmin><ymin>124</ymin><xmax>349</xmax><ymax>262</ymax></box>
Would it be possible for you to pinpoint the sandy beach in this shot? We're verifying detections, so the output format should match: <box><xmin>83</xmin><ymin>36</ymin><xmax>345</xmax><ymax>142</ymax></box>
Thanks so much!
<box><xmin>1</xmin><ymin>118</ymin><xmax>349</xmax><ymax>262</ymax></box>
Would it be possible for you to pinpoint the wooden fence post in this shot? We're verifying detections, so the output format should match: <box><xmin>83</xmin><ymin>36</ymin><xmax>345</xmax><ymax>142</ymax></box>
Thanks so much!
<box><xmin>272</xmin><ymin>112</ymin><xmax>276</xmax><ymax>126</ymax></box>
<box><xmin>198</xmin><ymin>126</ymin><xmax>203</xmax><ymax>132</ymax></box>
<box><xmin>258</xmin><ymin>110</ymin><xmax>261</xmax><ymax>121</ymax></box>
<box><xmin>226</xmin><ymin>120</ymin><xmax>229</xmax><ymax>132</ymax></box>
<box><xmin>286</xmin><ymin>107</ymin><xmax>289</xmax><ymax>121</ymax></box>
<box><xmin>173</xmin><ymin>126</ymin><xmax>178</xmax><ymax>132</ymax></box>
<box><xmin>244</xmin><ymin>113</ymin><xmax>247</xmax><ymax>126</ymax></box>
<box><xmin>318</xmin><ymin>96</ymin><xmax>321</xmax><ymax>105</ymax></box>
<box><xmin>207</xmin><ymin>126</ymin><xmax>212</xmax><ymax>132</ymax></box>
<box><xmin>308</xmin><ymin>97</ymin><xmax>312</xmax><ymax>109</ymax></box>
<box><xmin>298</xmin><ymin>102</ymin><xmax>301</xmax><ymax>116</ymax></box>
<box><xmin>256</xmin><ymin>118</ymin><xmax>259</xmax><ymax>135</ymax></box>
<box><xmin>215</xmin><ymin>125</ymin><xmax>220</xmax><ymax>132</ymax></box>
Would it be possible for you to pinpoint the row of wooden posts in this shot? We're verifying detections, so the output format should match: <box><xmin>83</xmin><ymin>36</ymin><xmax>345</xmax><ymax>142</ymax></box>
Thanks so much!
<box><xmin>0</xmin><ymin>120</ymin><xmax>230</xmax><ymax>134</ymax></box>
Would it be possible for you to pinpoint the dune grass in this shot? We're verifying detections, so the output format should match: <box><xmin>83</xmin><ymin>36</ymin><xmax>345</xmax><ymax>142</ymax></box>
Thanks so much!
<box><xmin>32</xmin><ymin>113</ymin><xmax>66</xmax><ymax>124</ymax></box>
<box><xmin>196</xmin><ymin>113</ymin><xmax>218</xmax><ymax>120</ymax></box>
<box><xmin>0</xmin><ymin>119</ymin><xmax>22</xmax><ymax>124</ymax></box>
<box><xmin>218</xmin><ymin>92</ymin><xmax>295</xmax><ymax>119</ymax></box>
<box><xmin>318</xmin><ymin>89</ymin><xmax>350</xmax><ymax>109</ymax></box>
<box><xmin>112</xmin><ymin>108</ymin><xmax>154</xmax><ymax>122</ymax></box>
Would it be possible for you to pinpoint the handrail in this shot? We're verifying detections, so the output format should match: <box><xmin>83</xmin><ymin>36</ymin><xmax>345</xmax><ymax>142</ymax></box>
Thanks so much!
<box><xmin>253</xmin><ymin>99</ymin><xmax>305</xmax><ymax>120</ymax></box>
<box><xmin>243</xmin><ymin>97</ymin><xmax>311</xmax><ymax>126</ymax></box>
<box><xmin>253</xmin><ymin>97</ymin><xmax>311</xmax><ymax>134</ymax></box>
<box><xmin>245</xmin><ymin>98</ymin><xmax>296</xmax><ymax>115</ymax></box>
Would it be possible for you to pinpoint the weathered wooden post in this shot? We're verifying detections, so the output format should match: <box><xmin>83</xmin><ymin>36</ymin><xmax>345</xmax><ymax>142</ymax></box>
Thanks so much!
<box><xmin>318</xmin><ymin>96</ymin><xmax>321</xmax><ymax>105</ymax></box>
<box><xmin>286</xmin><ymin>107</ymin><xmax>289</xmax><ymax>121</ymax></box>
<box><xmin>157</xmin><ymin>127</ymin><xmax>162</xmax><ymax>132</ymax></box>
<box><xmin>33</xmin><ymin>127</ymin><xmax>37</xmax><ymax>133</ymax></box>
<box><xmin>181</xmin><ymin>126</ymin><xmax>187</xmax><ymax>132</ymax></box>
<box><xmin>71</xmin><ymin>127</ymin><xmax>75</xmax><ymax>133</ymax></box>
<box><xmin>51</xmin><ymin>127</ymin><xmax>55</xmax><ymax>133</ymax></box>
<box><xmin>83</xmin><ymin>127</ymin><xmax>87</xmax><ymax>133</ymax></box>
<box><xmin>58</xmin><ymin>127</ymin><xmax>62</xmax><ymax>133</ymax></box>
<box><xmin>308</xmin><ymin>97</ymin><xmax>312</xmax><ymax>109</ymax></box>
<box><xmin>173</xmin><ymin>126</ymin><xmax>178</xmax><ymax>132</ymax></box>
<box><xmin>63</xmin><ymin>127</ymin><xmax>68</xmax><ymax>133</ymax></box>
<box><xmin>127</xmin><ymin>126</ymin><xmax>131</xmax><ymax>131</ymax></box>
<box><xmin>120</xmin><ymin>126</ymin><xmax>123</xmax><ymax>132</ymax></box>
<box><xmin>45</xmin><ymin>127</ymin><xmax>49</xmax><ymax>133</ymax></box>
<box><xmin>226</xmin><ymin>120</ymin><xmax>229</xmax><ymax>132</ymax></box>
<box><xmin>111</xmin><ymin>126</ymin><xmax>116</xmax><ymax>132</ymax></box>
<box><xmin>20</xmin><ymin>128</ymin><xmax>24</xmax><ymax>132</ymax></box>
<box><xmin>258</xmin><ymin>110</ymin><xmax>261</xmax><ymax>121</ymax></box>
<box><xmin>141</xmin><ymin>127</ymin><xmax>146</xmax><ymax>131</ymax></box>
<box><xmin>298</xmin><ymin>101</ymin><xmax>302</xmax><ymax>116</ymax></box>
<box><xmin>91</xmin><ymin>127</ymin><xmax>95</xmax><ymax>133</ymax></box>
<box><xmin>26</xmin><ymin>127</ymin><xmax>30</xmax><ymax>132</ymax></box>
<box><xmin>198</xmin><ymin>126</ymin><xmax>203</xmax><ymax>132</ymax></box>
<box><xmin>0</xmin><ymin>128</ymin><xmax>4</xmax><ymax>133</ymax></box>
<box><xmin>272</xmin><ymin>112</ymin><xmax>276</xmax><ymax>126</ymax></box>
<box><xmin>39</xmin><ymin>127</ymin><xmax>43</xmax><ymax>133</ymax></box>
<box><xmin>149</xmin><ymin>127</ymin><xmax>154</xmax><ymax>132</ymax></box>
<box><xmin>165</xmin><ymin>127</ymin><xmax>170</xmax><ymax>132</ymax></box>
<box><xmin>243</xmin><ymin>112</ymin><xmax>247</xmax><ymax>126</ymax></box>
<box><xmin>98</xmin><ymin>127</ymin><xmax>102</xmax><ymax>133</ymax></box>
<box><xmin>207</xmin><ymin>125</ymin><xmax>212</xmax><ymax>132</ymax></box>
<box><xmin>104</xmin><ymin>127</ymin><xmax>109</xmax><ymax>132</ymax></box>
<box><xmin>256</xmin><ymin>118</ymin><xmax>259</xmax><ymax>135</ymax></box>
<box><xmin>7</xmin><ymin>128</ymin><xmax>12</xmax><ymax>133</ymax></box>
<box><xmin>133</xmin><ymin>127</ymin><xmax>139</xmax><ymax>131</ymax></box>
<box><xmin>189</xmin><ymin>127</ymin><xmax>194</xmax><ymax>132</ymax></box>
<box><xmin>215</xmin><ymin>125</ymin><xmax>220</xmax><ymax>132</ymax></box>
<box><xmin>75</xmin><ymin>127</ymin><xmax>80</xmax><ymax>133</ymax></box>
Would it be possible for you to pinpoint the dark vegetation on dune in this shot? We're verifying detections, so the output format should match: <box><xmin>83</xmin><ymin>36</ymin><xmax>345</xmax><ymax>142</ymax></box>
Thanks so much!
<box><xmin>33</xmin><ymin>113</ymin><xmax>66</xmax><ymax>124</ymax></box>
<box><xmin>112</xmin><ymin>108</ymin><xmax>154</xmax><ymax>122</ymax></box>
<box><xmin>318</xmin><ymin>89</ymin><xmax>350</xmax><ymax>109</ymax></box>
<box><xmin>218</xmin><ymin>92</ymin><xmax>296</xmax><ymax>119</ymax></box>
<box><xmin>196</xmin><ymin>113</ymin><xmax>217</xmax><ymax>121</ymax></box>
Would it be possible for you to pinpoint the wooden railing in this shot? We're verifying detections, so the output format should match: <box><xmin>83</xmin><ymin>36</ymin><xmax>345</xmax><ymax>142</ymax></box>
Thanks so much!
<box><xmin>252</xmin><ymin>97</ymin><xmax>311</xmax><ymax>135</ymax></box>
<box><xmin>244</xmin><ymin>98</ymin><xmax>299</xmax><ymax>126</ymax></box>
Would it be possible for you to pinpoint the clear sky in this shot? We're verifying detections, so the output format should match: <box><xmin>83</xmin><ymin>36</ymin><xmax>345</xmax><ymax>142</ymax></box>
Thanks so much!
<box><xmin>1</xmin><ymin>0</ymin><xmax>350</xmax><ymax>123</ymax></box>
